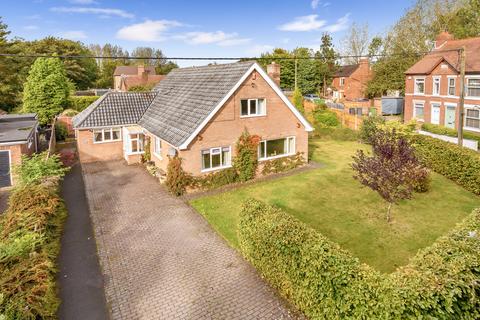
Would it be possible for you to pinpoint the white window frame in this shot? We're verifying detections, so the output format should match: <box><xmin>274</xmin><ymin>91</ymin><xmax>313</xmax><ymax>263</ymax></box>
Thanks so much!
<box><xmin>240</xmin><ymin>98</ymin><xmax>266</xmax><ymax>118</ymax></box>
<box><xmin>340</xmin><ymin>77</ymin><xmax>345</xmax><ymax>86</ymax></box>
<box><xmin>414</xmin><ymin>77</ymin><xmax>425</xmax><ymax>95</ymax></box>
<box><xmin>258</xmin><ymin>136</ymin><xmax>296</xmax><ymax>161</ymax></box>
<box><xmin>447</xmin><ymin>76</ymin><xmax>456</xmax><ymax>96</ymax></box>
<box><xmin>413</xmin><ymin>100</ymin><xmax>425</xmax><ymax>121</ymax></box>
<box><xmin>432</xmin><ymin>76</ymin><xmax>441</xmax><ymax>96</ymax></box>
<box><xmin>93</xmin><ymin>127</ymin><xmax>122</xmax><ymax>144</ymax></box>
<box><xmin>128</xmin><ymin>133</ymin><xmax>145</xmax><ymax>155</ymax></box>
<box><xmin>153</xmin><ymin>136</ymin><xmax>162</xmax><ymax>159</ymax></box>
<box><xmin>466</xmin><ymin>77</ymin><xmax>480</xmax><ymax>98</ymax></box>
<box><xmin>201</xmin><ymin>146</ymin><xmax>232</xmax><ymax>172</ymax></box>
<box><xmin>464</xmin><ymin>105</ymin><xmax>480</xmax><ymax>132</ymax></box>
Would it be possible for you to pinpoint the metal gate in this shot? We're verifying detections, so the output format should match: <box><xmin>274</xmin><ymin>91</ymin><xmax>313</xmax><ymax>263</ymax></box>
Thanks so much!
<box><xmin>0</xmin><ymin>151</ymin><xmax>11</xmax><ymax>188</ymax></box>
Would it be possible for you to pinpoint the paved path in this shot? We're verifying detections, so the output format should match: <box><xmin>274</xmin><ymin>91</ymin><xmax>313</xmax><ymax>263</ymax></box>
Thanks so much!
<box><xmin>82</xmin><ymin>161</ymin><xmax>300</xmax><ymax>320</ymax></box>
<box><xmin>58</xmin><ymin>164</ymin><xmax>108</xmax><ymax>320</ymax></box>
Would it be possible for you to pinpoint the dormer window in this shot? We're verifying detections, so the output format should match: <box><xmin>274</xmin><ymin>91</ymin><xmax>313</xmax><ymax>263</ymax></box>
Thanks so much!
<box><xmin>414</xmin><ymin>78</ymin><xmax>425</xmax><ymax>94</ymax></box>
<box><xmin>241</xmin><ymin>98</ymin><xmax>266</xmax><ymax>117</ymax></box>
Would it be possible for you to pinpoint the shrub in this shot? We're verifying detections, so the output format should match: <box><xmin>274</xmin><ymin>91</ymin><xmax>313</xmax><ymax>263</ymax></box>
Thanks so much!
<box><xmin>194</xmin><ymin>167</ymin><xmax>239</xmax><ymax>190</ymax></box>
<box><xmin>55</xmin><ymin>121</ymin><xmax>68</xmax><ymax>141</ymax></box>
<box><xmin>378</xmin><ymin>120</ymin><xmax>416</xmax><ymax>136</ymax></box>
<box><xmin>61</xmin><ymin>108</ymin><xmax>79</xmax><ymax>117</ymax></box>
<box><xmin>292</xmin><ymin>87</ymin><xmax>304</xmax><ymax>114</ymax></box>
<box><xmin>13</xmin><ymin>152</ymin><xmax>69</xmax><ymax>186</ymax></box>
<box><xmin>233</xmin><ymin>130</ymin><xmax>260</xmax><ymax>182</ymax></box>
<box><xmin>359</xmin><ymin>116</ymin><xmax>385</xmax><ymax>143</ymax></box>
<box><xmin>165</xmin><ymin>156</ymin><xmax>192</xmax><ymax>196</ymax></box>
<box><xmin>68</xmin><ymin>96</ymin><xmax>99</xmax><ymax>112</ymax></box>
<box><xmin>238</xmin><ymin>199</ymin><xmax>480</xmax><ymax>319</ymax></box>
<box><xmin>261</xmin><ymin>152</ymin><xmax>305</xmax><ymax>175</ymax></box>
<box><xmin>410</xmin><ymin>134</ymin><xmax>480</xmax><ymax>195</ymax></box>
<box><xmin>128</xmin><ymin>83</ymin><xmax>155</xmax><ymax>92</ymax></box>
<box><xmin>421</xmin><ymin>122</ymin><xmax>480</xmax><ymax>143</ymax></box>
<box><xmin>312</xmin><ymin>109</ymin><xmax>339</xmax><ymax>128</ymax></box>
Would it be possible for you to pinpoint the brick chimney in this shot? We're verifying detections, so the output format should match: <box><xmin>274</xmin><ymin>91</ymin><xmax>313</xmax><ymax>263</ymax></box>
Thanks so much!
<box><xmin>137</xmin><ymin>64</ymin><xmax>145</xmax><ymax>76</ymax></box>
<box><xmin>434</xmin><ymin>31</ymin><xmax>454</xmax><ymax>49</ymax></box>
<box><xmin>267</xmin><ymin>62</ymin><xmax>281</xmax><ymax>87</ymax></box>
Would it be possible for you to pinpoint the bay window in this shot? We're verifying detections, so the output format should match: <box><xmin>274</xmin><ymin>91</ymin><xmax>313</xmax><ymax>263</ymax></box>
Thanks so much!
<box><xmin>414</xmin><ymin>78</ymin><xmax>425</xmax><ymax>94</ymax></box>
<box><xmin>93</xmin><ymin>128</ymin><xmax>121</xmax><ymax>143</ymax></box>
<box><xmin>241</xmin><ymin>98</ymin><xmax>266</xmax><ymax>117</ymax></box>
<box><xmin>202</xmin><ymin>146</ymin><xmax>231</xmax><ymax>171</ymax></box>
<box><xmin>448</xmin><ymin>77</ymin><xmax>456</xmax><ymax>96</ymax></box>
<box><xmin>258</xmin><ymin>137</ymin><xmax>295</xmax><ymax>160</ymax></box>
<box><xmin>466</xmin><ymin>78</ymin><xmax>480</xmax><ymax>97</ymax></box>
<box><xmin>465</xmin><ymin>107</ymin><xmax>480</xmax><ymax>130</ymax></box>
<box><xmin>414</xmin><ymin>102</ymin><xmax>424</xmax><ymax>120</ymax></box>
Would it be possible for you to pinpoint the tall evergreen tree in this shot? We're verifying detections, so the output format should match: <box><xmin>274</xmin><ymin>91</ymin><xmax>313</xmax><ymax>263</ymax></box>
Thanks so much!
<box><xmin>0</xmin><ymin>18</ymin><xmax>22</xmax><ymax>111</ymax></box>
<box><xmin>23</xmin><ymin>58</ymin><xmax>70</xmax><ymax>125</ymax></box>
<box><xmin>316</xmin><ymin>33</ymin><xmax>338</xmax><ymax>96</ymax></box>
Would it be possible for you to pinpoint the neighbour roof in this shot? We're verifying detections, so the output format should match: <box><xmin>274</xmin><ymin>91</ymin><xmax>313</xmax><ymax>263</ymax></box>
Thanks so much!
<box><xmin>334</xmin><ymin>64</ymin><xmax>359</xmax><ymax>78</ymax></box>
<box><xmin>139</xmin><ymin>61</ymin><xmax>257</xmax><ymax>147</ymax></box>
<box><xmin>405</xmin><ymin>36</ymin><xmax>480</xmax><ymax>74</ymax></box>
<box><xmin>0</xmin><ymin>113</ymin><xmax>38</xmax><ymax>143</ymax></box>
<box><xmin>113</xmin><ymin>66</ymin><xmax>156</xmax><ymax>76</ymax></box>
<box><xmin>72</xmin><ymin>92</ymin><xmax>156</xmax><ymax>128</ymax></box>
<box><xmin>122</xmin><ymin>74</ymin><xmax>165</xmax><ymax>90</ymax></box>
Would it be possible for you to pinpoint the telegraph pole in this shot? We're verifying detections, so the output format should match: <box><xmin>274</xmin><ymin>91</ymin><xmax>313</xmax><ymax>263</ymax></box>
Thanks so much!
<box><xmin>458</xmin><ymin>46</ymin><xmax>466</xmax><ymax>147</ymax></box>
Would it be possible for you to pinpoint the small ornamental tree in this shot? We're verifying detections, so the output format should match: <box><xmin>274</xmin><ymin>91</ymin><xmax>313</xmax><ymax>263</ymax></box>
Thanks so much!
<box><xmin>23</xmin><ymin>57</ymin><xmax>71</xmax><ymax>125</ymax></box>
<box><xmin>165</xmin><ymin>155</ymin><xmax>191</xmax><ymax>196</ymax></box>
<box><xmin>351</xmin><ymin>130</ymin><xmax>429</xmax><ymax>222</ymax></box>
<box><xmin>234</xmin><ymin>130</ymin><xmax>260</xmax><ymax>182</ymax></box>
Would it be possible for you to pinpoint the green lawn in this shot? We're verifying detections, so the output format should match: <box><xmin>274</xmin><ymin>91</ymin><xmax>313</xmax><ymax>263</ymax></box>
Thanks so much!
<box><xmin>190</xmin><ymin>139</ymin><xmax>480</xmax><ymax>273</ymax></box>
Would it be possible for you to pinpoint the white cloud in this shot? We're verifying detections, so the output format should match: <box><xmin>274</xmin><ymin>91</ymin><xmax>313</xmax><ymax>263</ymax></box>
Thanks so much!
<box><xmin>281</xmin><ymin>38</ymin><xmax>290</xmax><ymax>44</ymax></box>
<box><xmin>311</xmin><ymin>0</ymin><xmax>320</xmax><ymax>9</ymax></box>
<box><xmin>322</xmin><ymin>13</ymin><xmax>350</xmax><ymax>33</ymax></box>
<box><xmin>278</xmin><ymin>15</ymin><xmax>326</xmax><ymax>32</ymax></box>
<box><xmin>58</xmin><ymin>30</ymin><xmax>88</xmax><ymax>39</ymax></box>
<box><xmin>51</xmin><ymin>7</ymin><xmax>134</xmax><ymax>18</ymax></box>
<box><xmin>323</xmin><ymin>2</ymin><xmax>331</xmax><ymax>7</ymax></box>
<box><xmin>23</xmin><ymin>25</ymin><xmax>39</xmax><ymax>31</ymax></box>
<box><xmin>180</xmin><ymin>31</ymin><xmax>250</xmax><ymax>46</ymax></box>
<box><xmin>68</xmin><ymin>0</ymin><xmax>98</xmax><ymax>4</ymax></box>
<box><xmin>116</xmin><ymin>20</ymin><xmax>182</xmax><ymax>41</ymax></box>
<box><xmin>246</xmin><ymin>44</ymin><xmax>274</xmax><ymax>56</ymax></box>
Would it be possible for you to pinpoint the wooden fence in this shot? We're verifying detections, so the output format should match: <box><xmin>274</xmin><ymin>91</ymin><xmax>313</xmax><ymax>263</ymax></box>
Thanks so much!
<box><xmin>329</xmin><ymin>108</ymin><xmax>363</xmax><ymax>130</ymax></box>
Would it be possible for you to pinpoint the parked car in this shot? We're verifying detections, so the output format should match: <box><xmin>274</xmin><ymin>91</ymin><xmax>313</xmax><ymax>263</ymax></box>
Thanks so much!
<box><xmin>304</xmin><ymin>94</ymin><xmax>321</xmax><ymax>102</ymax></box>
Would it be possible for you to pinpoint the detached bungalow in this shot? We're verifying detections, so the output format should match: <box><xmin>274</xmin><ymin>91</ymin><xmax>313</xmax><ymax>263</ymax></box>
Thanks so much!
<box><xmin>73</xmin><ymin>61</ymin><xmax>313</xmax><ymax>176</ymax></box>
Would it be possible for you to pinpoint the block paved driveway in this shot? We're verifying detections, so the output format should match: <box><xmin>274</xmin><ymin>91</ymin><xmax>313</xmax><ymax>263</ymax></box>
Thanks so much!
<box><xmin>82</xmin><ymin>161</ymin><xmax>301</xmax><ymax>319</ymax></box>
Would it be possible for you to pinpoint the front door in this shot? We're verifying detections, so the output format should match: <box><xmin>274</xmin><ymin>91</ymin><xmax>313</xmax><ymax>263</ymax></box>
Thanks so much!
<box><xmin>431</xmin><ymin>104</ymin><xmax>441</xmax><ymax>125</ymax></box>
<box><xmin>445</xmin><ymin>106</ymin><xmax>456</xmax><ymax>129</ymax></box>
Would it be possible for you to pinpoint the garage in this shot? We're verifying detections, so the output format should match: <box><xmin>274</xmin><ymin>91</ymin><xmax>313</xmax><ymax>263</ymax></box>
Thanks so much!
<box><xmin>0</xmin><ymin>150</ymin><xmax>11</xmax><ymax>188</ymax></box>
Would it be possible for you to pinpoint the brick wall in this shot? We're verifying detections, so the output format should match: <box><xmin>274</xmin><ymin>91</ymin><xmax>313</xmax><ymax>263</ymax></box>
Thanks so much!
<box><xmin>76</xmin><ymin>129</ymin><xmax>124</xmax><ymax>163</ymax></box>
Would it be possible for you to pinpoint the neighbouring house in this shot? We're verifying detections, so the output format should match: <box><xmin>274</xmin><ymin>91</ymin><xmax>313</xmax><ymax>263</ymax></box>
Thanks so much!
<box><xmin>404</xmin><ymin>32</ymin><xmax>480</xmax><ymax>133</ymax></box>
<box><xmin>73</xmin><ymin>61</ymin><xmax>313</xmax><ymax>176</ymax></box>
<box><xmin>330</xmin><ymin>58</ymin><xmax>372</xmax><ymax>101</ymax></box>
<box><xmin>113</xmin><ymin>65</ymin><xmax>165</xmax><ymax>91</ymax></box>
<box><xmin>0</xmin><ymin>113</ymin><xmax>38</xmax><ymax>187</ymax></box>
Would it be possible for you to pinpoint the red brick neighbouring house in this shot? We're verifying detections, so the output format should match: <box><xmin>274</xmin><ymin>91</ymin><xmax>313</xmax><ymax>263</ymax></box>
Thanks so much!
<box><xmin>73</xmin><ymin>61</ymin><xmax>313</xmax><ymax>176</ymax></box>
<box><xmin>331</xmin><ymin>58</ymin><xmax>372</xmax><ymax>101</ymax></box>
<box><xmin>113</xmin><ymin>65</ymin><xmax>165</xmax><ymax>91</ymax></box>
<box><xmin>404</xmin><ymin>32</ymin><xmax>480</xmax><ymax>133</ymax></box>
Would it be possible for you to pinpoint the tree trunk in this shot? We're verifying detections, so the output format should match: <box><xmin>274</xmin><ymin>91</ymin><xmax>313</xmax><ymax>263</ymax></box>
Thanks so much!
<box><xmin>386</xmin><ymin>202</ymin><xmax>392</xmax><ymax>223</ymax></box>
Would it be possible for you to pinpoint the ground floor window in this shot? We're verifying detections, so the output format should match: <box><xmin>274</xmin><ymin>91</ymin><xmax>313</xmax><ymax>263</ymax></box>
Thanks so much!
<box><xmin>414</xmin><ymin>102</ymin><xmax>424</xmax><ymax>120</ymax></box>
<box><xmin>258</xmin><ymin>137</ymin><xmax>295</xmax><ymax>160</ymax></box>
<box><xmin>202</xmin><ymin>146</ymin><xmax>231</xmax><ymax>171</ymax></box>
<box><xmin>153</xmin><ymin>136</ymin><xmax>162</xmax><ymax>157</ymax></box>
<box><xmin>93</xmin><ymin>128</ymin><xmax>121</xmax><ymax>143</ymax></box>
<box><xmin>465</xmin><ymin>107</ymin><xmax>480</xmax><ymax>130</ymax></box>
<box><xmin>130</xmin><ymin>133</ymin><xmax>145</xmax><ymax>153</ymax></box>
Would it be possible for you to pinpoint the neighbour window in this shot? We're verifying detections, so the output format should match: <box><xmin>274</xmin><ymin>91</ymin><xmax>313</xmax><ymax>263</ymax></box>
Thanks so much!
<box><xmin>466</xmin><ymin>78</ymin><xmax>480</xmax><ymax>97</ymax></box>
<box><xmin>340</xmin><ymin>77</ymin><xmax>345</xmax><ymax>86</ymax></box>
<box><xmin>465</xmin><ymin>107</ymin><xmax>480</xmax><ymax>130</ymax></box>
<box><xmin>448</xmin><ymin>77</ymin><xmax>456</xmax><ymax>96</ymax></box>
<box><xmin>432</xmin><ymin>77</ymin><xmax>440</xmax><ymax>95</ymax></box>
<box><xmin>414</xmin><ymin>78</ymin><xmax>425</xmax><ymax>94</ymax></box>
<box><xmin>129</xmin><ymin>133</ymin><xmax>144</xmax><ymax>153</ymax></box>
<box><xmin>414</xmin><ymin>102</ymin><xmax>424</xmax><ymax>120</ymax></box>
<box><xmin>93</xmin><ymin>128</ymin><xmax>121</xmax><ymax>143</ymax></box>
<box><xmin>240</xmin><ymin>99</ymin><xmax>266</xmax><ymax>117</ymax></box>
<box><xmin>258</xmin><ymin>137</ymin><xmax>295</xmax><ymax>160</ymax></box>
<box><xmin>154</xmin><ymin>136</ymin><xmax>162</xmax><ymax>157</ymax></box>
<box><xmin>202</xmin><ymin>146</ymin><xmax>231</xmax><ymax>171</ymax></box>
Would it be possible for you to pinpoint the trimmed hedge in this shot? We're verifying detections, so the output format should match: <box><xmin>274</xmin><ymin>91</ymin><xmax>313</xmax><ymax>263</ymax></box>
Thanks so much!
<box><xmin>239</xmin><ymin>199</ymin><xmax>480</xmax><ymax>319</ymax></box>
<box><xmin>421</xmin><ymin>122</ymin><xmax>480</xmax><ymax>143</ymax></box>
<box><xmin>410</xmin><ymin>134</ymin><xmax>480</xmax><ymax>195</ymax></box>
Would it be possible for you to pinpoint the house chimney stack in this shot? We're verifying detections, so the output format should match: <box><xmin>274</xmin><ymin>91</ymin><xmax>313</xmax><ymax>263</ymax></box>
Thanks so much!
<box><xmin>138</xmin><ymin>64</ymin><xmax>145</xmax><ymax>76</ymax></box>
<box><xmin>434</xmin><ymin>31</ymin><xmax>454</xmax><ymax>49</ymax></box>
<box><xmin>267</xmin><ymin>62</ymin><xmax>281</xmax><ymax>87</ymax></box>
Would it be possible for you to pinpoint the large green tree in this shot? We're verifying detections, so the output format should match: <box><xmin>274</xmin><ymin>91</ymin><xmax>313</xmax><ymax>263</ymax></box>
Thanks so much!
<box><xmin>89</xmin><ymin>43</ymin><xmax>130</xmax><ymax>88</ymax></box>
<box><xmin>23</xmin><ymin>58</ymin><xmax>71</xmax><ymax>125</ymax></box>
<box><xmin>0</xmin><ymin>18</ymin><xmax>22</xmax><ymax>111</ymax></box>
<box><xmin>130</xmin><ymin>47</ymin><xmax>178</xmax><ymax>75</ymax></box>
<box><xmin>315</xmin><ymin>33</ymin><xmax>338</xmax><ymax>96</ymax></box>
<box><xmin>437</xmin><ymin>0</ymin><xmax>480</xmax><ymax>38</ymax></box>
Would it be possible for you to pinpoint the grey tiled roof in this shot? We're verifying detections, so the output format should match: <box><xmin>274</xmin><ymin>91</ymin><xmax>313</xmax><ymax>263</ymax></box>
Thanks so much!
<box><xmin>73</xmin><ymin>92</ymin><xmax>157</xmax><ymax>128</ymax></box>
<box><xmin>139</xmin><ymin>61</ymin><xmax>256</xmax><ymax>147</ymax></box>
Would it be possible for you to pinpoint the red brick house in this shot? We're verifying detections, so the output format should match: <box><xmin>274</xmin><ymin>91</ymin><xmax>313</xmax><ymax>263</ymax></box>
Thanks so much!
<box><xmin>404</xmin><ymin>32</ymin><xmax>480</xmax><ymax>133</ymax></box>
<box><xmin>73</xmin><ymin>61</ymin><xmax>313</xmax><ymax>176</ymax></box>
<box><xmin>331</xmin><ymin>58</ymin><xmax>372</xmax><ymax>101</ymax></box>
<box><xmin>113</xmin><ymin>65</ymin><xmax>165</xmax><ymax>91</ymax></box>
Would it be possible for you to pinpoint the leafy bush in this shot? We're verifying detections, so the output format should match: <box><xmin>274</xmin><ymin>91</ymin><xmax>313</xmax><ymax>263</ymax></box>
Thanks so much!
<box><xmin>421</xmin><ymin>122</ymin><xmax>480</xmax><ymax>143</ymax></box>
<box><xmin>165</xmin><ymin>156</ymin><xmax>192</xmax><ymax>196</ymax></box>
<box><xmin>378</xmin><ymin>119</ymin><xmax>416</xmax><ymax>136</ymax></box>
<box><xmin>312</xmin><ymin>109</ymin><xmax>339</xmax><ymax>128</ymax></box>
<box><xmin>61</xmin><ymin>108</ymin><xmax>79</xmax><ymax>117</ymax></box>
<box><xmin>261</xmin><ymin>152</ymin><xmax>305</xmax><ymax>175</ymax></box>
<box><xmin>194</xmin><ymin>167</ymin><xmax>239</xmax><ymax>190</ymax></box>
<box><xmin>14</xmin><ymin>152</ymin><xmax>69</xmax><ymax>186</ymax></box>
<box><xmin>410</xmin><ymin>134</ymin><xmax>480</xmax><ymax>195</ymax></box>
<box><xmin>55</xmin><ymin>121</ymin><xmax>68</xmax><ymax>141</ymax></box>
<box><xmin>292</xmin><ymin>87</ymin><xmax>304</xmax><ymax>114</ymax></box>
<box><xmin>233</xmin><ymin>130</ymin><xmax>260</xmax><ymax>182</ymax></box>
<box><xmin>239</xmin><ymin>199</ymin><xmax>480</xmax><ymax>319</ymax></box>
<box><xmin>359</xmin><ymin>116</ymin><xmax>385</xmax><ymax>143</ymax></box>
<box><xmin>128</xmin><ymin>83</ymin><xmax>155</xmax><ymax>92</ymax></box>
<box><xmin>68</xmin><ymin>96</ymin><xmax>99</xmax><ymax>112</ymax></box>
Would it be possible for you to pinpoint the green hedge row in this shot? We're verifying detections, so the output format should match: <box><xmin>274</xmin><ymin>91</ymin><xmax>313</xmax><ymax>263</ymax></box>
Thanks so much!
<box><xmin>421</xmin><ymin>123</ymin><xmax>480</xmax><ymax>143</ymax></box>
<box><xmin>68</xmin><ymin>95</ymin><xmax>99</xmax><ymax>112</ymax></box>
<box><xmin>410</xmin><ymin>134</ymin><xmax>480</xmax><ymax>195</ymax></box>
<box><xmin>239</xmin><ymin>199</ymin><xmax>480</xmax><ymax>319</ymax></box>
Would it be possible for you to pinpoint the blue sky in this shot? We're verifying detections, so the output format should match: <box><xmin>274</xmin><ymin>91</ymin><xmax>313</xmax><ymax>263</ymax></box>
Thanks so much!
<box><xmin>3</xmin><ymin>0</ymin><xmax>415</xmax><ymax>66</ymax></box>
